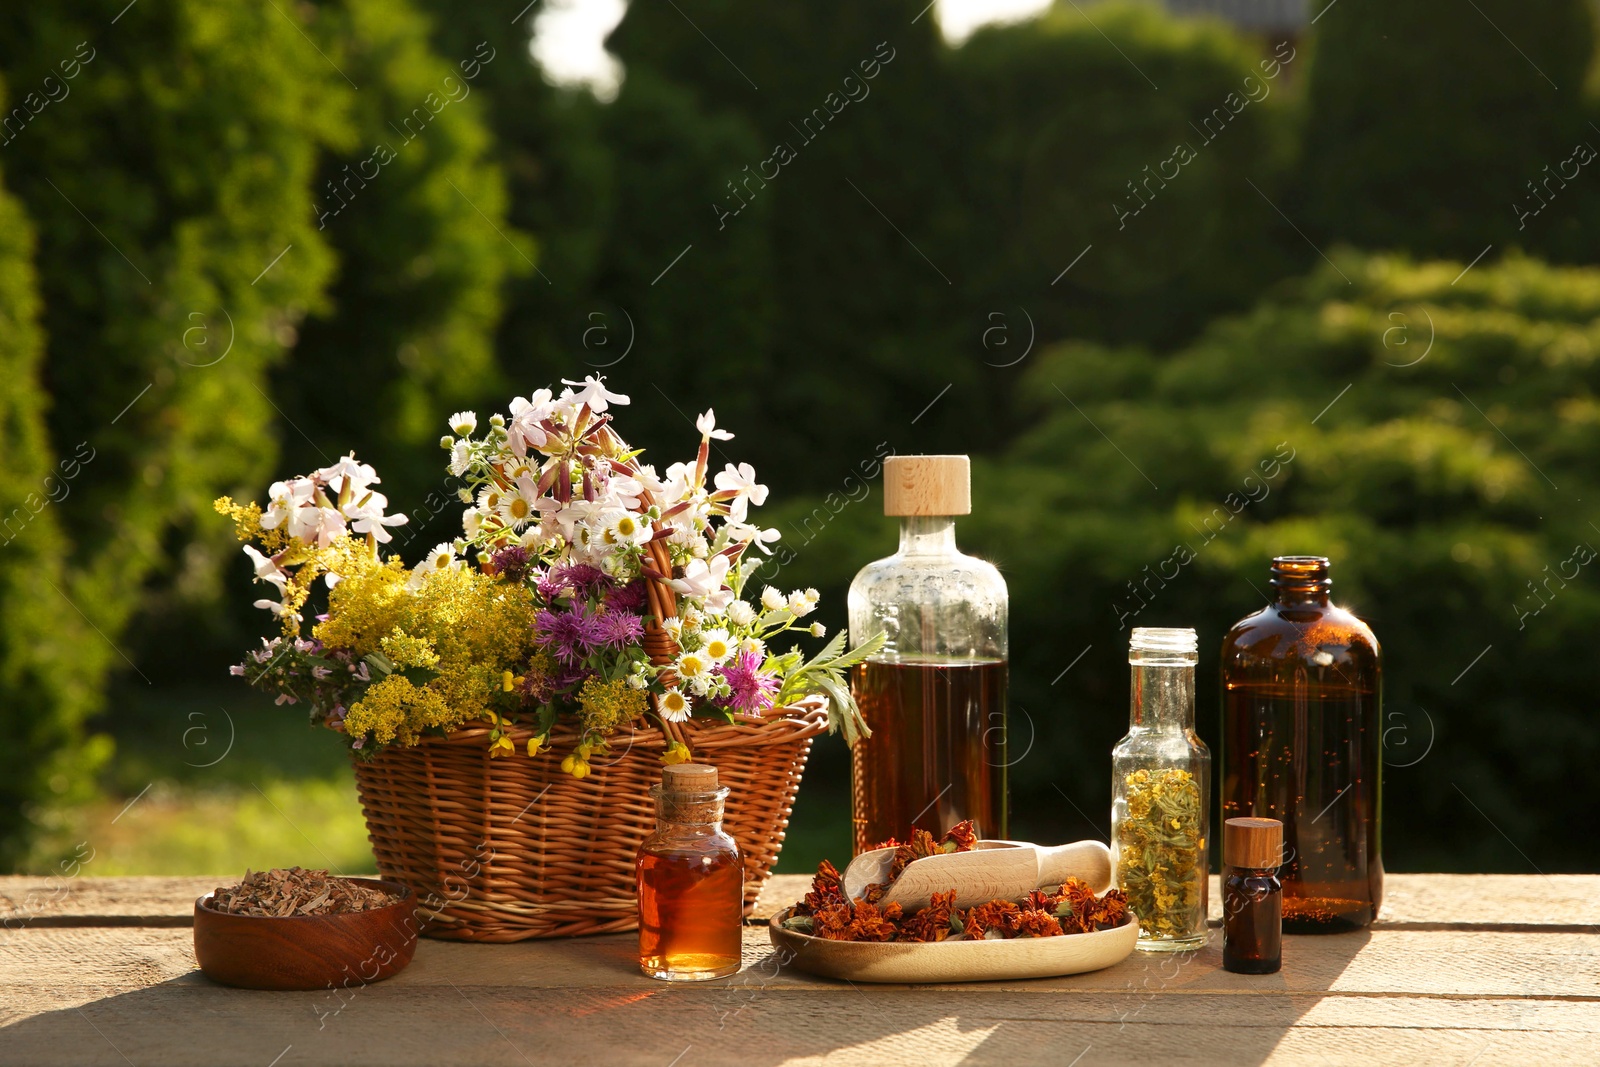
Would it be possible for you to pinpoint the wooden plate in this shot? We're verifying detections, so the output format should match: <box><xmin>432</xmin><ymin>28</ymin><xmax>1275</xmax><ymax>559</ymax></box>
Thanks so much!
<box><xmin>766</xmin><ymin>907</ymin><xmax>1138</xmax><ymax>984</ymax></box>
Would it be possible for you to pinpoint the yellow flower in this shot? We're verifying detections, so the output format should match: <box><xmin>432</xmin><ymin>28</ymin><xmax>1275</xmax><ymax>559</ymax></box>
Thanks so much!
<box><xmin>577</xmin><ymin>676</ymin><xmax>646</xmax><ymax>735</ymax></box>
<box><xmin>571</xmin><ymin>760</ymin><xmax>590</xmax><ymax>780</ymax></box>
<box><xmin>526</xmin><ymin>736</ymin><xmax>544</xmax><ymax>758</ymax></box>
<box><xmin>489</xmin><ymin>734</ymin><xmax>515</xmax><ymax>759</ymax></box>
<box><xmin>661</xmin><ymin>742</ymin><xmax>692</xmax><ymax>765</ymax></box>
<box><xmin>502</xmin><ymin>670</ymin><xmax>516</xmax><ymax>692</ymax></box>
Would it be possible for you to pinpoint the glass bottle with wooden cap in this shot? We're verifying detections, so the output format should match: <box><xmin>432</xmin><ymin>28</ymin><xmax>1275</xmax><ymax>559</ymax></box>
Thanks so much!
<box><xmin>1111</xmin><ymin>627</ymin><xmax>1210</xmax><ymax>951</ymax></box>
<box><xmin>1221</xmin><ymin>555</ymin><xmax>1383</xmax><ymax>933</ymax></box>
<box><xmin>848</xmin><ymin>454</ymin><xmax>1008</xmax><ymax>853</ymax></box>
<box><xmin>636</xmin><ymin>763</ymin><xmax>742</xmax><ymax>980</ymax></box>
<box><xmin>1223</xmin><ymin>817</ymin><xmax>1283</xmax><ymax>974</ymax></box>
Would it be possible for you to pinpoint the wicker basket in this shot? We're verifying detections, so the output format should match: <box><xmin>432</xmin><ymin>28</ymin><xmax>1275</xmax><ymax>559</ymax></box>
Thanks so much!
<box><xmin>351</xmin><ymin>699</ymin><xmax>825</xmax><ymax>941</ymax></box>
<box><xmin>352</xmin><ymin>531</ymin><xmax>830</xmax><ymax>941</ymax></box>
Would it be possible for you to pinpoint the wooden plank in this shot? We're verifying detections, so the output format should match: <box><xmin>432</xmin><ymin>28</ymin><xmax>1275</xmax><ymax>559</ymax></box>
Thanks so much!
<box><xmin>2</xmin><ymin>978</ymin><xmax>1595</xmax><ymax>1066</ymax></box>
<box><xmin>4</xmin><ymin>925</ymin><xmax>1597</xmax><ymax>1002</ymax></box>
<box><xmin>0</xmin><ymin>876</ymin><xmax>223</xmax><ymax>928</ymax></box>
<box><xmin>4</xmin><ymin>924</ymin><xmax>1596</xmax><ymax>1066</ymax></box>
<box><xmin>9</xmin><ymin>872</ymin><xmax>1596</xmax><ymax>929</ymax></box>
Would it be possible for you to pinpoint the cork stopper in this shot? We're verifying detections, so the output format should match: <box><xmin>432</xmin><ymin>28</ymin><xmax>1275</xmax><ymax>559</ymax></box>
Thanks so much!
<box><xmin>656</xmin><ymin>764</ymin><xmax>725</xmax><ymax>823</ymax></box>
<box><xmin>883</xmin><ymin>455</ymin><xmax>970</xmax><ymax>516</ymax></box>
<box><xmin>663</xmin><ymin>763</ymin><xmax>718</xmax><ymax>792</ymax></box>
<box><xmin>1225</xmin><ymin>817</ymin><xmax>1283</xmax><ymax>869</ymax></box>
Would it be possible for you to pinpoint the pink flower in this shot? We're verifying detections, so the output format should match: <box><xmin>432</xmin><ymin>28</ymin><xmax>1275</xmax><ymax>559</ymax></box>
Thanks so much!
<box><xmin>718</xmin><ymin>650</ymin><xmax>779</xmax><ymax>715</ymax></box>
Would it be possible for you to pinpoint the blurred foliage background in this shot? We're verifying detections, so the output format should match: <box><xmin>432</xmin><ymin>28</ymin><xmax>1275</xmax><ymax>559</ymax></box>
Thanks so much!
<box><xmin>0</xmin><ymin>0</ymin><xmax>1594</xmax><ymax>876</ymax></box>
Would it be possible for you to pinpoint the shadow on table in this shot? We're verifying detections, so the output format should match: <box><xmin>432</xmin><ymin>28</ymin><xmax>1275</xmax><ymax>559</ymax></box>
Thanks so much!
<box><xmin>2</xmin><ymin>930</ymin><xmax>1372</xmax><ymax>1066</ymax></box>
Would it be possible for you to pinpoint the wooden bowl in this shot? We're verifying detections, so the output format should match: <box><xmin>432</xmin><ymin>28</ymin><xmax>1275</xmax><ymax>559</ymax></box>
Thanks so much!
<box><xmin>768</xmin><ymin>907</ymin><xmax>1139</xmax><ymax>984</ymax></box>
<box><xmin>193</xmin><ymin>878</ymin><xmax>419</xmax><ymax>991</ymax></box>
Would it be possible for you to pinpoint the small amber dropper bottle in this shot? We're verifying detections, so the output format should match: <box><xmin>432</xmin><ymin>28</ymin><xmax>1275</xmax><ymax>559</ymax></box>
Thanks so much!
<box><xmin>636</xmin><ymin>763</ymin><xmax>743</xmax><ymax>981</ymax></box>
<box><xmin>1223</xmin><ymin>817</ymin><xmax>1283</xmax><ymax>975</ymax></box>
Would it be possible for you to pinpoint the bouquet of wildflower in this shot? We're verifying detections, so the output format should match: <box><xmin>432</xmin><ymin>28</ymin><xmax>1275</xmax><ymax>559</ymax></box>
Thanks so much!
<box><xmin>219</xmin><ymin>376</ymin><xmax>880</xmax><ymax>776</ymax></box>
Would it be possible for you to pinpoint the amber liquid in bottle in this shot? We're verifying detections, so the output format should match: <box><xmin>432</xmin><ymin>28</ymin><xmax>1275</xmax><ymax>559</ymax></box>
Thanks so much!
<box><xmin>637</xmin><ymin>849</ymin><xmax>743</xmax><ymax>978</ymax></box>
<box><xmin>850</xmin><ymin>657</ymin><xmax>1007</xmax><ymax>853</ymax></box>
<box><xmin>636</xmin><ymin>765</ymin><xmax>742</xmax><ymax>981</ymax></box>
<box><xmin>1221</xmin><ymin>557</ymin><xmax>1382</xmax><ymax>933</ymax></box>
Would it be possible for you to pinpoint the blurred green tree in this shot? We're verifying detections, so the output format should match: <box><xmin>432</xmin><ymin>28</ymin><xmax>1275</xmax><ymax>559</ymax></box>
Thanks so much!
<box><xmin>408</xmin><ymin>0</ymin><xmax>614</xmax><ymax>415</ymax></box>
<box><xmin>948</xmin><ymin>2</ymin><xmax>1303</xmax><ymax>348</ymax></box>
<box><xmin>0</xmin><ymin>0</ymin><xmax>348</xmax><ymax>858</ymax></box>
<box><xmin>0</xmin><ymin>88</ymin><xmax>107</xmax><ymax>866</ymax></box>
<box><xmin>1300</xmin><ymin>0</ymin><xmax>1597</xmax><ymax>260</ymax></box>
<box><xmin>272</xmin><ymin>0</ymin><xmax>527</xmax><ymax>548</ymax></box>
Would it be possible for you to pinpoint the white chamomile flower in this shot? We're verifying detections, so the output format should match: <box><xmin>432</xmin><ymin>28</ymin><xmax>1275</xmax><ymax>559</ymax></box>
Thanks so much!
<box><xmin>659</xmin><ymin>688</ymin><xmax>691</xmax><ymax>723</ymax></box>
<box><xmin>788</xmin><ymin>590</ymin><xmax>815</xmax><ymax>617</ymax></box>
<box><xmin>804</xmin><ymin>588</ymin><xmax>820</xmax><ymax>604</ymax></box>
<box><xmin>739</xmin><ymin>636</ymin><xmax>766</xmax><ymax>659</ymax></box>
<box><xmin>661</xmin><ymin>617</ymin><xmax>683</xmax><ymax>641</ymax></box>
<box><xmin>499</xmin><ymin>490</ymin><xmax>536</xmax><ymax>530</ymax></box>
<box><xmin>463</xmin><ymin>508</ymin><xmax>485</xmax><ymax>538</ymax></box>
<box><xmin>449</xmin><ymin>440</ymin><xmax>472</xmax><ymax>477</ymax></box>
<box><xmin>680</xmin><ymin>607</ymin><xmax>704</xmax><ymax>633</ymax></box>
<box><xmin>449</xmin><ymin>411</ymin><xmax>477</xmax><ymax>436</ymax></box>
<box><xmin>604</xmin><ymin>511</ymin><xmax>652</xmax><ymax>547</ymax></box>
<box><xmin>726</xmin><ymin>600</ymin><xmax>756</xmax><ymax>627</ymax></box>
<box><xmin>700</xmin><ymin>628</ymin><xmax>734</xmax><ymax>663</ymax></box>
<box><xmin>676</xmin><ymin>651</ymin><xmax>710</xmax><ymax>681</ymax></box>
<box><xmin>761</xmin><ymin>586</ymin><xmax>787</xmax><ymax>612</ymax></box>
<box><xmin>809</xmin><ymin>622</ymin><xmax>827</xmax><ymax>638</ymax></box>
<box><xmin>425</xmin><ymin>542</ymin><xmax>459</xmax><ymax>572</ymax></box>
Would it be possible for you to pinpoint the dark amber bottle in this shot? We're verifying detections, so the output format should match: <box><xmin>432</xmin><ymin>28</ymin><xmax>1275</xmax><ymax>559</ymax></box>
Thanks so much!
<box><xmin>1220</xmin><ymin>556</ymin><xmax>1382</xmax><ymax>933</ymax></box>
<box><xmin>636</xmin><ymin>764</ymin><xmax>742</xmax><ymax>980</ymax></box>
<box><xmin>1223</xmin><ymin>817</ymin><xmax>1283</xmax><ymax>974</ymax></box>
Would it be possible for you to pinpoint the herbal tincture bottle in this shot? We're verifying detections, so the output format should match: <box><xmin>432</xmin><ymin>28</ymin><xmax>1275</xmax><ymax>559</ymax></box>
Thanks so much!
<box><xmin>1224</xmin><ymin>817</ymin><xmax>1284</xmax><ymax>974</ymax></box>
<box><xmin>636</xmin><ymin>764</ymin><xmax>742</xmax><ymax>981</ymax></box>
<box><xmin>848</xmin><ymin>455</ymin><xmax>1008</xmax><ymax>853</ymax></box>
<box><xmin>1111</xmin><ymin>627</ymin><xmax>1210</xmax><ymax>951</ymax></box>
<box><xmin>1221</xmin><ymin>556</ymin><xmax>1383</xmax><ymax>933</ymax></box>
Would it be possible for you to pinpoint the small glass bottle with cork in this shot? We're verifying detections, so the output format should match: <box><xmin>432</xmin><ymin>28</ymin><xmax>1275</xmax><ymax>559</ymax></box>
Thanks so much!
<box><xmin>635</xmin><ymin>763</ymin><xmax>743</xmax><ymax>981</ymax></box>
<box><xmin>1223</xmin><ymin>816</ymin><xmax>1284</xmax><ymax>974</ymax></box>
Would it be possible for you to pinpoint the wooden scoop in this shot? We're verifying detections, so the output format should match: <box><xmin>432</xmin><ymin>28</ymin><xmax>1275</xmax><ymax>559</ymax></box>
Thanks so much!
<box><xmin>841</xmin><ymin>839</ymin><xmax>1113</xmax><ymax>913</ymax></box>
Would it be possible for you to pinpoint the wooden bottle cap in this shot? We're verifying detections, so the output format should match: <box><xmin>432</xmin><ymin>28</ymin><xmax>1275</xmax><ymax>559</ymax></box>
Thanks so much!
<box><xmin>883</xmin><ymin>455</ymin><xmax>970</xmax><ymax>516</ymax></box>
<box><xmin>662</xmin><ymin>763</ymin><xmax>718</xmax><ymax>793</ymax></box>
<box><xmin>1225</xmin><ymin>817</ymin><xmax>1283</xmax><ymax>868</ymax></box>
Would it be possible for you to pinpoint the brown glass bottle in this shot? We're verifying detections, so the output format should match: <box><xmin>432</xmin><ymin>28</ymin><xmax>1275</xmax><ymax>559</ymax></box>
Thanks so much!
<box><xmin>1221</xmin><ymin>557</ymin><xmax>1382</xmax><ymax>933</ymax></box>
<box><xmin>636</xmin><ymin>764</ymin><xmax>742</xmax><ymax>980</ymax></box>
<box><xmin>1223</xmin><ymin>817</ymin><xmax>1283</xmax><ymax>974</ymax></box>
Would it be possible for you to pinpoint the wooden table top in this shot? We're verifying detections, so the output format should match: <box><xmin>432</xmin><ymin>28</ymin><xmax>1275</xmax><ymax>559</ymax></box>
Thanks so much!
<box><xmin>2</xmin><ymin>873</ymin><xmax>1596</xmax><ymax>1066</ymax></box>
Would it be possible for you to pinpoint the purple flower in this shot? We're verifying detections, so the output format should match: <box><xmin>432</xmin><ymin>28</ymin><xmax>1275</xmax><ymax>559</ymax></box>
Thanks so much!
<box><xmin>534</xmin><ymin>603</ymin><xmax>606</xmax><ymax>664</ymax></box>
<box><xmin>718</xmin><ymin>650</ymin><xmax>780</xmax><ymax>715</ymax></box>
<box><xmin>606</xmin><ymin>579</ymin><xmax>649</xmax><ymax>614</ymax></box>
<box><xmin>328</xmin><ymin>704</ymin><xmax>348</xmax><ymax>726</ymax></box>
<box><xmin>490</xmin><ymin>545</ymin><xmax>533</xmax><ymax>584</ymax></box>
<box><xmin>593</xmin><ymin>610</ymin><xmax>644</xmax><ymax>648</ymax></box>
<box><xmin>538</xmin><ymin>563</ymin><xmax>612</xmax><ymax>602</ymax></box>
